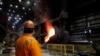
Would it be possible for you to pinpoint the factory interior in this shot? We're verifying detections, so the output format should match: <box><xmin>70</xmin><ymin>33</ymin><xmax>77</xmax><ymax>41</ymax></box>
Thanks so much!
<box><xmin>0</xmin><ymin>0</ymin><xmax>100</xmax><ymax>56</ymax></box>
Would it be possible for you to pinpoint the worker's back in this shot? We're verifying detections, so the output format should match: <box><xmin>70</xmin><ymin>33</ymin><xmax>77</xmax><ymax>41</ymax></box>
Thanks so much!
<box><xmin>15</xmin><ymin>33</ymin><xmax>42</xmax><ymax>56</ymax></box>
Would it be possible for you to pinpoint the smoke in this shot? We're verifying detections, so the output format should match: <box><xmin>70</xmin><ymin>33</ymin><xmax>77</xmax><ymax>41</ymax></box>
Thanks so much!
<box><xmin>32</xmin><ymin>0</ymin><xmax>50</xmax><ymax>19</ymax></box>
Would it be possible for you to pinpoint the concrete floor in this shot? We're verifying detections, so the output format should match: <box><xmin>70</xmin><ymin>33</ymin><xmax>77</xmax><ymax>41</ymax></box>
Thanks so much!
<box><xmin>42</xmin><ymin>49</ymin><xmax>52</xmax><ymax>56</ymax></box>
<box><xmin>1</xmin><ymin>49</ymin><xmax>53</xmax><ymax>56</ymax></box>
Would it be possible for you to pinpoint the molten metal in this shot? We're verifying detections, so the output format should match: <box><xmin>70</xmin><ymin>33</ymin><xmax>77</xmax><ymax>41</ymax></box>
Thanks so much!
<box><xmin>44</xmin><ymin>18</ymin><xmax>55</xmax><ymax>43</ymax></box>
<box><xmin>45</xmin><ymin>28</ymin><xmax>55</xmax><ymax>43</ymax></box>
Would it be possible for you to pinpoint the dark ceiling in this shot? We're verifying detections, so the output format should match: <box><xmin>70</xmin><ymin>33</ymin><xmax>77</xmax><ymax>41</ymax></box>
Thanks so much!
<box><xmin>1</xmin><ymin>0</ymin><xmax>34</xmax><ymax>19</ymax></box>
<box><xmin>0</xmin><ymin>0</ymin><xmax>98</xmax><ymax>19</ymax></box>
<box><xmin>0</xmin><ymin>0</ymin><xmax>98</xmax><ymax>31</ymax></box>
<box><xmin>68</xmin><ymin>0</ymin><xmax>98</xmax><ymax>18</ymax></box>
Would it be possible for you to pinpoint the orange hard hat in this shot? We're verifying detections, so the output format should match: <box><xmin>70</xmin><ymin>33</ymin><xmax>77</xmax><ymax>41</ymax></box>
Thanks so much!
<box><xmin>24</xmin><ymin>20</ymin><xmax>35</xmax><ymax>28</ymax></box>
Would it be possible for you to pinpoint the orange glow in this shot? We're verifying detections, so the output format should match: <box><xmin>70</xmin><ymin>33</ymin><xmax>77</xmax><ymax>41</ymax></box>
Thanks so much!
<box><xmin>44</xmin><ymin>18</ymin><xmax>55</xmax><ymax>43</ymax></box>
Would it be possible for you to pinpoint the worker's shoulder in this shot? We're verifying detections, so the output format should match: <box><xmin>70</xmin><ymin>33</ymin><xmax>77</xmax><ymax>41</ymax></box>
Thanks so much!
<box><xmin>23</xmin><ymin>37</ymin><xmax>35</xmax><ymax>46</ymax></box>
<box><xmin>27</xmin><ymin>37</ymin><xmax>34</xmax><ymax>42</ymax></box>
<box><xmin>25</xmin><ymin>36</ymin><xmax>39</xmax><ymax>44</ymax></box>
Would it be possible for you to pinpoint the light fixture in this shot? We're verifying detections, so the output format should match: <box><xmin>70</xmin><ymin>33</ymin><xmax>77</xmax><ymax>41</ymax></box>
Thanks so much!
<box><xmin>28</xmin><ymin>8</ymin><xmax>31</xmax><ymax>11</ymax></box>
<box><xmin>11</xmin><ymin>14</ymin><xmax>13</xmax><ymax>16</ymax></box>
<box><xmin>89</xmin><ymin>30</ymin><xmax>92</xmax><ymax>33</ymax></box>
<box><xmin>0</xmin><ymin>8</ymin><xmax>2</xmax><ymax>10</ymax></box>
<box><xmin>13</xmin><ymin>23</ymin><xmax>15</xmax><ymax>25</ymax></box>
<box><xmin>22</xmin><ymin>16</ymin><xmax>23</xmax><ymax>17</ymax></box>
<box><xmin>19</xmin><ymin>18</ymin><xmax>21</xmax><ymax>20</ymax></box>
<box><xmin>14</xmin><ymin>17</ymin><xmax>17</xmax><ymax>20</ymax></box>
<box><xmin>34</xmin><ymin>3</ymin><xmax>36</xmax><ymax>5</ymax></box>
<box><xmin>8</xmin><ymin>18</ymin><xmax>11</xmax><ymax>21</ymax></box>
<box><xmin>27</xmin><ymin>1</ymin><xmax>30</xmax><ymax>5</ymax></box>
<box><xmin>17</xmin><ymin>15</ymin><xmax>19</xmax><ymax>17</ymax></box>
<box><xmin>84</xmin><ymin>30</ymin><xmax>87</xmax><ymax>33</ymax></box>
<box><xmin>19</xmin><ymin>0</ymin><xmax>21</xmax><ymax>2</ymax></box>
<box><xmin>8</xmin><ymin>16</ymin><xmax>12</xmax><ymax>21</ymax></box>
<box><xmin>10</xmin><ymin>4</ymin><xmax>13</xmax><ymax>7</ymax></box>
<box><xmin>13</xmin><ymin>10</ymin><xmax>15</xmax><ymax>13</ymax></box>
<box><xmin>8</xmin><ymin>16</ymin><xmax>12</xmax><ymax>19</ymax></box>
<box><xmin>12</xmin><ymin>26</ymin><xmax>15</xmax><ymax>28</ymax></box>
<box><xmin>15</xmin><ymin>20</ymin><xmax>19</xmax><ymax>24</ymax></box>
<box><xmin>15</xmin><ymin>5</ymin><xmax>18</xmax><ymax>8</ymax></box>
<box><xmin>7</xmin><ymin>13</ymin><xmax>9</xmax><ymax>15</ymax></box>
<box><xmin>9</xmin><ymin>9</ymin><xmax>11</xmax><ymax>12</ymax></box>
<box><xmin>0</xmin><ymin>2</ymin><xmax>3</xmax><ymax>5</ymax></box>
<box><xmin>16</xmin><ymin>20</ymin><xmax>19</xmax><ymax>23</ymax></box>
<box><xmin>22</xmin><ymin>7</ymin><xmax>25</xmax><ymax>10</ymax></box>
<box><xmin>15</xmin><ymin>21</ymin><xmax>17</xmax><ymax>24</ymax></box>
<box><xmin>24</xmin><ymin>12</ymin><xmax>27</xmax><ymax>14</ymax></box>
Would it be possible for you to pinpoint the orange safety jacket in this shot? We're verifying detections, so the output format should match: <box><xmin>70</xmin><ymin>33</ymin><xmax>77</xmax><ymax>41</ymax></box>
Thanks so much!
<box><xmin>15</xmin><ymin>33</ymin><xmax>43</xmax><ymax>56</ymax></box>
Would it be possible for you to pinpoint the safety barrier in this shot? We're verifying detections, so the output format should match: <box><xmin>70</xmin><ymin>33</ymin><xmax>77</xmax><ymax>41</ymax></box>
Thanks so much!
<box><xmin>46</xmin><ymin>44</ymin><xmax>74</xmax><ymax>56</ymax></box>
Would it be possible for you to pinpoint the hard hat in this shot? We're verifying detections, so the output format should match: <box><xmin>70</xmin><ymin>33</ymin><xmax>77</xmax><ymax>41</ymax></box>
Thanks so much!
<box><xmin>24</xmin><ymin>20</ymin><xmax>35</xmax><ymax>28</ymax></box>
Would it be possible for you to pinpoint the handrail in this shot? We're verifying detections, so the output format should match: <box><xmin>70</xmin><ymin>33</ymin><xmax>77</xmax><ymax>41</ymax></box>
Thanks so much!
<box><xmin>46</xmin><ymin>44</ymin><xmax>74</xmax><ymax>56</ymax></box>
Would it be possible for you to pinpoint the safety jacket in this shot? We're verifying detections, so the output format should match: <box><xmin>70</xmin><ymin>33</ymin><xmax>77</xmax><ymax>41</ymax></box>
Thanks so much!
<box><xmin>15</xmin><ymin>33</ymin><xmax>42</xmax><ymax>56</ymax></box>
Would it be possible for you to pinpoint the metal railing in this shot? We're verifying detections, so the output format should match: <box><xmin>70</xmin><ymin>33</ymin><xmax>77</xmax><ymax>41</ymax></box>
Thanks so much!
<box><xmin>46</xmin><ymin>44</ymin><xmax>74</xmax><ymax>56</ymax></box>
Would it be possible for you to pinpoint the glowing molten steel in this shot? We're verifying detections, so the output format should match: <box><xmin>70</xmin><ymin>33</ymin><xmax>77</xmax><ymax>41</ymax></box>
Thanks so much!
<box><xmin>44</xmin><ymin>19</ymin><xmax>55</xmax><ymax>43</ymax></box>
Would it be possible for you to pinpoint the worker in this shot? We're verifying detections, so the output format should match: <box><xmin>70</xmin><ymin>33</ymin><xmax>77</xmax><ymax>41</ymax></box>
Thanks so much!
<box><xmin>15</xmin><ymin>20</ymin><xmax>43</xmax><ymax>56</ymax></box>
